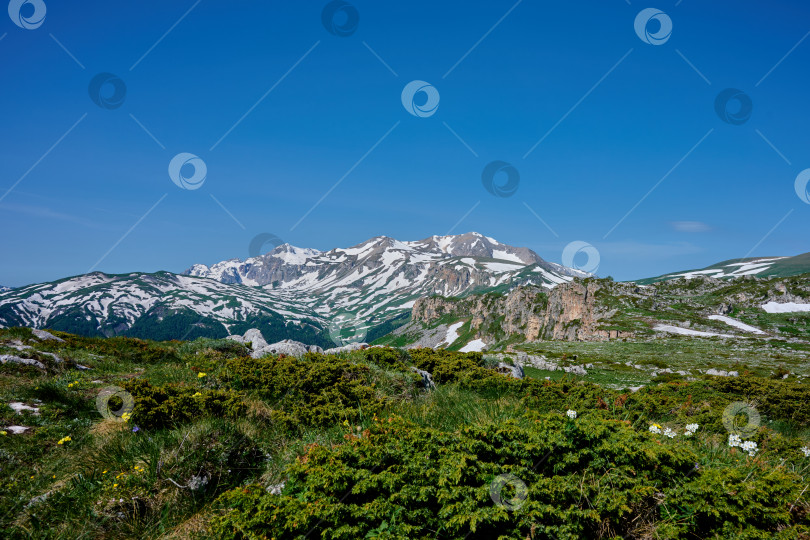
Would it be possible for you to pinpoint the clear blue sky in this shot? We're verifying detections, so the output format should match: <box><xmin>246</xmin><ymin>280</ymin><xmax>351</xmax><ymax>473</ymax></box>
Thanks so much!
<box><xmin>2</xmin><ymin>0</ymin><xmax>809</xmax><ymax>286</ymax></box>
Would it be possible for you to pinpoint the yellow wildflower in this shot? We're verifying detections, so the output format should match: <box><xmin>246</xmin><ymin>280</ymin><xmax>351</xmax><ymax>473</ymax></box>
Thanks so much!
<box><xmin>121</xmin><ymin>412</ymin><xmax>132</xmax><ymax>423</ymax></box>
<box><xmin>0</xmin><ymin>431</ymin><xmax>6</xmax><ymax>436</ymax></box>
<box><xmin>192</xmin><ymin>392</ymin><xmax>202</xmax><ymax>397</ymax></box>
<box><xmin>57</xmin><ymin>436</ymin><xmax>72</xmax><ymax>445</ymax></box>
<box><xmin>197</xmin><ymin>372</ymin><xmax>207</xmax><ymax>378</ymax></box>
<box><xmin>113</xmin><ymin>483</ymin><xmax>118</xmax><ymax>488</ymax></box>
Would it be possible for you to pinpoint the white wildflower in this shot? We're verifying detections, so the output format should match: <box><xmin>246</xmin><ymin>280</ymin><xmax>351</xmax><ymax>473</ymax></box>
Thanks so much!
<box><xmin>649</xmin><ymin>424</ymin><xmax>662</xmax><ymax>434</ymax></box>
<box><xmin>684</xmin><ymin>423</ymin><xmax>699</xmax><ymax>436</ymax></box>
<box><xmin>801</xmin><ymin>446</ymin><xmax>810</xmax><ymax>457</ymax></box>
<box><xmin>741</xmin><ymin>440</ymin><xmax>758</xmax><ymax>457</ymax></box>
<box><xmin>728</xmin><ymin>434</ymin><xmax>742</xmax><ymax>448</ymax></box>
<box><xmin>566</xmin><ymin>410</ymin><xmax>577</xmax><ymax>419</ymax></box>
<box><xmin>663</xmin><ymin>428</ymin><xmax>676</xmax><ymax>439</ymax></box>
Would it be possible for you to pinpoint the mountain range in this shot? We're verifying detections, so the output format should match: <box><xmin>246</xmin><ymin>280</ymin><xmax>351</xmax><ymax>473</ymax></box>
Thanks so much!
<box><xmin>0</xmin><ymin>233</ymin><xmax>583</xmax><ymax>344</ymax></box>
<box><xmin>0</xmin><ymin>233</ymin><xmax>807</xmax><ymax>347</ymax></box>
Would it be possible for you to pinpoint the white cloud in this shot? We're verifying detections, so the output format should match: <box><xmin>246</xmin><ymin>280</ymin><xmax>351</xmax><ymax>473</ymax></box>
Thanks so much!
<box><xmin>669</xmin><ymin>221</ymin><xmax>711</xmax><ymax>233</ymax></box>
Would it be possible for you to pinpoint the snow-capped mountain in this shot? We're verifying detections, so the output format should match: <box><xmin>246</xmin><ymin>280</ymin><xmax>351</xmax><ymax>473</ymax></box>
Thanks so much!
<box><xmin>0</xmin><ymin>286</ymin><xmax>11</xmax><ymax>293</ymax></box>
<box><xmin>186</xmin><ymin>232</ymin><xmax>580</xmax><ymax>322</ymax></box>
<box><xmin>0</xmin><ymin>233</ymin><xmax>580</xmax><ymax>342</ymax></box>
<box><xmin>0</xmin><ymin>272</ymin><xmax>330</xmax><ymax>344</ymax></box>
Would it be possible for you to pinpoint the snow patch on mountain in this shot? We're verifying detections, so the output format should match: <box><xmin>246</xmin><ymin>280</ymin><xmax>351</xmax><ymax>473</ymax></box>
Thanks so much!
<box><xmin>707</xmin><ymin>315</ymin><xmax>765</xmax><ymax>334</ymax></box>
<box><xmin>761</xmin><ymin>301</ymin><xmax>810</xmax><ymax>314</ymax></box>
<box><xmin>444</xmin><ymin>321</ymin><xmax>464</xmax><ymax>345</ymax></box>
<box><xmin>459</xmin><ymin>339</ymin><xmax>486</xmax><ymax>352</ymax></box>
<box><xmin>653</xmin><ymin>324</ymin><xmax>734</xmax><ymax>338</ymax></box>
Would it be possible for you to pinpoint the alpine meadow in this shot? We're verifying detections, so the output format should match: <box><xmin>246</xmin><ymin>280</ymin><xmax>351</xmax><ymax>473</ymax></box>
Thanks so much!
<box><xmin>2</xmin><ymin>1</ymin><xmax>810</xmax><ymax>539</ymax></box>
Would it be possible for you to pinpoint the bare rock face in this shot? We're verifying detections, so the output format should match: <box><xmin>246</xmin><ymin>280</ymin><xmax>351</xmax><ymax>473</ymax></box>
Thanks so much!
<box><xmin>538</xmin><ymin>280</ymin><xmax>622</xmax><ymax>341</ymax></box>
<box><xmin>412</xmin><ymin>280</ymin><xmax>635</xmax><ymax>344</ymax></box>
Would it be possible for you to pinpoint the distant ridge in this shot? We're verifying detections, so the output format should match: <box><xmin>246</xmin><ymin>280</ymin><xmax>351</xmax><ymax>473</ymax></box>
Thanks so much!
<box><xmin>634</xmin><ymin>252</ymin><xmax>810</xmax><ymax>284</ymax></box>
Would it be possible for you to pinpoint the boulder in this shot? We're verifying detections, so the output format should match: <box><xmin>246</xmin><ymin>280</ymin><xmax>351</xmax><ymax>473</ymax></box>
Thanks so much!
<box><xmin>307</xmin><ymin>345</ymin><xmax>324</xmax><ymax>354</ymax></box>
<box><xmin>31</xmin><ymin>329</ymin><xmax>64</xmax><ymax>342</ymax></box>
<box><xmin>410</xmin><ymin>367</ymin><xmax>435</xmax><ymax>390</ymax></box>
<box><xmin>252</xmin><ymin>339</ymin><xmax>309</xmax><ymax>359</ymax></box>
<box><xmin>243</xmin><ymin>329</ymin><xmax>268</xmax><ymax>350</ymax></box>
<box><xmin>324</xmin><ymin>342</ymin><xmax>368</xmax><ymax>355</ymax></box>
<box><xmin>495</xmin><ymin>362</ymin><xmax>524</xmax><ymax>379</ymax></box>
<box><xmin>705</xmin><ymin>368</ymin><xmax>738</xmax><ymax>377</ymax></box>
<box><xmin>1</xmin><ymin>355</ymin><xmax>45</xmax><ymax>369</ymax></box>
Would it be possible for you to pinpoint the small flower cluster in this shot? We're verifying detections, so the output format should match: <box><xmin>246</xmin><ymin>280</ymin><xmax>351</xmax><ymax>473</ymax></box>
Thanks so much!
<box><xmin>801</xmin><ymin>446</ymin><xmax>810</xmax><ymax>457</ymax></box>
<box><xmin>566</xmin><ymin>410</ymin><xmax>577</xmax><ymax>419</ymax></box>
<box><xmin>684</xmin><ymin>423</ymin><xmax>699</xmax><ymax>437</ymax></box>
<box><xmin>67</xmin><ymin>380</ymin><xmax>80</xmax><ymax>388</ymax></box>
<box><xmin>57</xmin><ymin>436</ymin><xmax>72</xmax><ymax>445</ymax></box>
<box><xmin>197</xmin><ymin>372</ymin><xmax>207</xmax><ymax>378</ymax></box>
<box><xmin>648</xmin><ymin>423</ymin><xmax>662</xmax><ymax>434</ymax></box>
<box><xmin>728</xmin><ymin>434</ymin><xmax>758</xmax><ymax>457</ymax></box>
<box><xmin>663</xmin><ymin>427</ymin><xmax>676</xmax><ymax>439</ymax></box>
<box><xmin>121</xmin><ymin>412</ymin><xmax>132</xmax><ymax>423</ymax></box>
<box><xmin>192</xmin><ymin>392</ymin><xmax>202</xmax><ymax>398</ymax></box>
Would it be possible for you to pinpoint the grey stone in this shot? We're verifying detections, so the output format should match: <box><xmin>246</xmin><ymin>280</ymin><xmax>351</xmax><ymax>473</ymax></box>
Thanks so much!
<box><xmin>252</xmin><ymin>339</ymin><xmax>309</xmax><ymax>358</ymax></box>
<box><xmin>1</xmin><ymin>355</ymin><xmax>45</xmax><ymax>369</ymax></box>
<box><xmin>324</xmin><ymin>342</ymin><xmax>368</xmax><ymax>354</ymax></box>
<box><xmin>243</xmin><ymin>328</ymin><xmax>268</xmax><ymax>350</ymax></box>
<box><xmin>496</xmin><ymin>362</ymin><xmax>524</xmax><ymax>379</ymax></box>
<box><xmin>410</xmin><ymin>367</ymin><xmax>436</xmax><ymax>390</ymax></box>
<box><xmin>31</xmin><ymin>329</ymin><xmax>64</xmax><ymax>342</ymax></box>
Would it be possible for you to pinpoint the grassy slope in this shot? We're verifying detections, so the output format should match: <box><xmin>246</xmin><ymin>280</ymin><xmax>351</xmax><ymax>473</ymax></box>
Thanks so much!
<box><xmin>2</xmin><ymin>329</ymin><xmax>810</xmax><ymax>538</ymax></box>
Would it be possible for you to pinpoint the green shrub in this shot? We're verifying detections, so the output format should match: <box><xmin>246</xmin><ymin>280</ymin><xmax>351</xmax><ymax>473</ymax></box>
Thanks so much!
<box><xmin>222</xmin><ymin>354</ymin><xmax>387</xmax><ymax>429</ymax></box>
<box><xmin>211</xmin><ymin>413</ymin><xmax>715</xmax><ymax>539</ymax></box>
<box><xmin>122</xmin><ymin>379</ymin><xmax>246</xmax><ymax>430</ymax></box>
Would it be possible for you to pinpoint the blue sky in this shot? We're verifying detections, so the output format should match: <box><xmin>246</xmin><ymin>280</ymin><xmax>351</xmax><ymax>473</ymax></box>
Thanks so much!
<box><xmin>2</xmin><ymin>0</ymin><xmax>809</xmax><ymax>286</ymax></box>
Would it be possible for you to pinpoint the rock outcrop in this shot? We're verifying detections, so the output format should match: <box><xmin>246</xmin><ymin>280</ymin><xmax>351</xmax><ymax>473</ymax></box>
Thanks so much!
<box><xmin>226</xmin><ymin>329</ymin><xmax>360</xmax><ymax>358</ymax></box>
<box><xmin>412</xmin><ymin>280</ymin><xmax>637</xmax><ymax>343</ymax></box>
